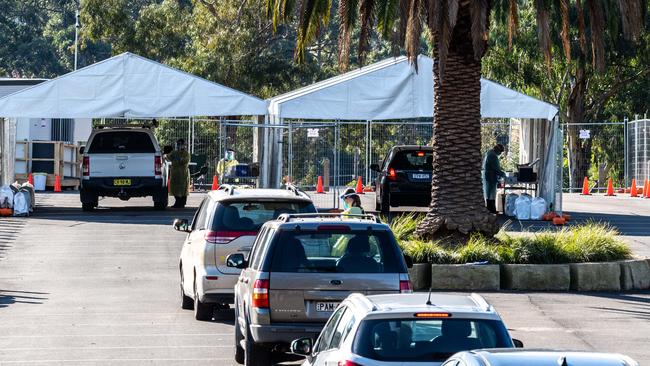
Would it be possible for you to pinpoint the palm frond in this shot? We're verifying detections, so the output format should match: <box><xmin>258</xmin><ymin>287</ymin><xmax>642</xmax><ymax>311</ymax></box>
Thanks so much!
<box><xmin>377</xmin><ymin>0</ymin><xmax>400</xmax><ymax>38</ymax></box>
<box><xmin>534</xmin><ymin>0</ymin><xmax>552</xmax><ymax>67</ymax></box>
<box><xmin>507</xmin><ymin>0</ymin><xmax>518</xmax><ymax>50</ymax></box>
<box><xmin>268</xmin><ymin>0</ymin><xmax>297</xmax><ymax>32</ymax></box>
<box><xmin>469</xmin><ymin>0</ymin><xmax>489</xmax><ymax>60</ymax></box>
<box><xmin>587</xmin><ymin>0</ymin><xmax>605</xmax><ymax>72</ymax></box>
<box><xmin>295</xmin><ymin>0</ymin><xmax>332</xmax><ymax>63</ymax></box>
<box><xmin>560</xmin><ymin>0</ymin><xmax>571</xmax><ymax>61</ymax></box>
<box><xmin>358</xmin><ymin>0</ymin><xmax>377</xmax><ymax>66</ymax></box>
<box><xmin>337</xmin><ymin>0</ymin><xmax>359</xmax><ymax>71</ymax></box>
<box><xmin>435</xmin><ymin>0</ymin><xmax>459</xmax><ymax>83</ymax></box>
<box><xmin>399</xmin><ymin>0</ymin><xmax>410</xmax><ymax>46</ymax></box>
<box><xmin>575</xmin><ymin>0</ymin><xmax>588</xmax><ymax>55</ymax></box>
<box><xmin>618</xmin><ymin>0</ymin><xmax>643</xmax><ymax>41</ymax></box>
<box><xmin>405</xmin><ymin>0</ymin><xmax>424</xmax><ymax>66</ymax></box>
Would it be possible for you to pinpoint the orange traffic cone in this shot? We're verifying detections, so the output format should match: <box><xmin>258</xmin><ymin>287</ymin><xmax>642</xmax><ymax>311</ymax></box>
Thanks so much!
<box><xmin>211</xmin><ymin>175</ymin><xmax>219</xmax><ymax>190</ymax></box>
<box><xmin>355</xmin><ymin>176</ymin><xmax>364</xmax><ymax>194</ymax></box>
<box><xmin>630</xmin><ymin>178</ymin><xmax>638</xmax><ymax>197</ymax></box>
<box><xmin>580</xmin><ymin>177</ymin><xmax>591</xmax><ymax>195</ymax></box>
<box><xmin>644</xmin><ymin>179</ymin><xmax>650</xmax><ymax>198</ymax></box>
<box><xmin>54</xmin><ymin>175</ymin><xmax>62</xmax><ymax>192</ymax></box>
<box><xmin>605</xmin><ymin>178</ymin><xmax>615</xmax><ymax>196</ymax></box>
<box><xmin>316</xmin><ymin>176</ymin><xmax>324</xmax><ymax>194</ymax></box>
<box><xmin>27</xmin><ymin>173</ymin><xmax>34</xmax><ymax>185</ymax></box>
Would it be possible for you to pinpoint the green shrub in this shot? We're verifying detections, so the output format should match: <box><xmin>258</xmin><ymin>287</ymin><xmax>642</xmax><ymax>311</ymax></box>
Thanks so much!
<box><xmin>560</xmin><ymin>222</ymin><xmax>631</xmax><ymax>262</ymax></box>
<box><xmin>454</xmin><ymin>234</ymin><xmax>501</xmax><ymax>264</ymax></box>
<box><xmin>388</xmin><ymin>213</ymin><xmax>423</xmax><ymax>241</ymax></box>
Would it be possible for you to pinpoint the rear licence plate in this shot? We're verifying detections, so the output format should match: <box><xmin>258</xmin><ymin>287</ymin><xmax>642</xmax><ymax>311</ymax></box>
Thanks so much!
<box><xmin>315</xmin><ymin>302</ymin><xmax>339</xmax><ymax>312</ymax></box>
<box><xmin>412</xmin><ymin>173</ymin><xmax>430</xmax><ymax>179</ymax></box>
<box><xmin>113</xmin><ymin>179</ymin><xmax>131</xmax><ymax>186</ymax></box>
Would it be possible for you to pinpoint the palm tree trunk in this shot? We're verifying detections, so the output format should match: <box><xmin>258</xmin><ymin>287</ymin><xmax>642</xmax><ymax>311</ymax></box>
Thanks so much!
<box><xmin>415</xmin><ymin>49</ymin><xmax>497</xmax><ymax>241</ymax></box>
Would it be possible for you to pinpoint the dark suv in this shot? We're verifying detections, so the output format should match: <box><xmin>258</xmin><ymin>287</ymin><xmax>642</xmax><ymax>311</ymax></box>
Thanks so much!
<box><xmin>226</xmin><ymin>213</ymin><xmax>412</xmax><ymax>366</ymax></box>
<box><xmin>371</xmin><ymin>145</ymin><xmax>433</xmax><ymax>213</ymax></box>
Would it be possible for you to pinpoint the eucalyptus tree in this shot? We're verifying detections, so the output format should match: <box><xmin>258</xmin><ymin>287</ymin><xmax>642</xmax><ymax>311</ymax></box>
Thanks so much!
<box><xmin>267</xmin><ymin>0</ymin><xmax>647</xmax><ymax>240</ymax></box>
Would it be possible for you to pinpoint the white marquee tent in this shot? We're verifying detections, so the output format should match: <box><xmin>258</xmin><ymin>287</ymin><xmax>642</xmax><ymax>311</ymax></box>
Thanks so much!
<box><xmin>0</xmin><ymin>52</ymin><xmax>267</xmax><ymax>184</ymax></box>
<box><xmin>267</xmin><ymin>55</ymin><xmax>562</xmax><ymax>211</ymax></box>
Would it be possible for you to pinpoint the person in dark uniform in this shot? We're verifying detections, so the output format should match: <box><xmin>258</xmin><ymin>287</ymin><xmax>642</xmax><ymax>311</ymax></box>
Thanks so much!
<box><xmin>482</xmin><ymin>144</ymin><xmax>505</xmax><ymax>214</ymax></box>
<box><xmin>165</xmin><ymin>139</ymin><xmax>190</xmax><ymax>208</ymax></box>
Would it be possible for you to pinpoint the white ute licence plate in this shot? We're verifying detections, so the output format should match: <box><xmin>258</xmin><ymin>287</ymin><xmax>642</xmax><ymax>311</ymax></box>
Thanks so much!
<box><xmin>413</xmin><ymin>174</ymin><xmax>430</xmax><ymax>179</ymax></box>
<box><xmin>316</xmin><ymin>302</ymin><xmax>339</xmax><ymax>312</ymax></box>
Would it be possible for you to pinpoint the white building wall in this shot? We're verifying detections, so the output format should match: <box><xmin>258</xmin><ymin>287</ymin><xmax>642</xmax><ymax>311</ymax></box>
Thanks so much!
<box><xmin>73</xmin><ymin>118</ymin><xmax>93</xmax><ymax>143</ymax></box>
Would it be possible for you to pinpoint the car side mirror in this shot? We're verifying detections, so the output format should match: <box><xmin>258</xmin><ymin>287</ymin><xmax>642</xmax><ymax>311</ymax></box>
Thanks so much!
<box><xmin>513</xmin><ymin>338</ymin><xmax>524</xmax><ymax>348</ymax></box>
<box><xmin>226</xmin><ymin>253</ymin><xmax>247</xmax><ymax>269</ymax></box>
<box><xmin>172</xmin><ymin>218</ymin><xmax>190</xmax><ymax>232</ymax></box>
<box><xmin>404</xmin><ymin>254</ymin><xmax>414</xmax><ymax>268</ymax></box>
<box><xmin>79</xmin><ymin>146</ymin><xmax>85</xmax><ymax>154</ymax></box>
<box><xmin>290</xmin><ymin>337</ymin><xmax>313</xmax><ymax>356</ymax></box>
<box><xmin>370</xmin><ymin>163</ymin><xmax>380</xmax><ymax>172</ymax></box>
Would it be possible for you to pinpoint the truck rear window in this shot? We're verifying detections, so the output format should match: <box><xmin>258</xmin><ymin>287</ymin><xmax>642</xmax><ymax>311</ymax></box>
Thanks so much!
<box><xmin>269</xmin><ymin>230</ymin><xmax>403</xmax><ymax>273</ymax></box>
<box><xmin>353</xmin><ymin>318</ymin><xmax>512</xmax><ymax>362</ymax></box>
<box><xmin>87</xmin><ymin>131</ymin><xmax>156</xmax><ymax>153</ymax></box>
<box><xmin>211</xmin><ymin>201</ymin><xmax>316</xmax><ymax>232</ymax></box>
<box><xmin>390</xmin><ymin>151</ymin><xmax>433</xmax><ymax>170</ymax></box>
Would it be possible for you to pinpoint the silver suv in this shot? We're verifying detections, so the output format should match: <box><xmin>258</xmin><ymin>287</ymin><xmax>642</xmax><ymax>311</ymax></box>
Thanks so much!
<box><xmin>442</xmin><ymin>349</ymin><xmax>638</xmax><ymax>366</ymax></box>
<box><xmin>174</xmin><ymin>185</ymin><xmax>316</xmax><ymax>321</ymax></box>
<box><xmin>227</xmin><ymin>213</ymin><xmax>412</xmax><ymax>366</ymax></box>
<box><xmin>291</xmin><ymin>293</ymin><xmax>520</xmax><ymax>366</ymax></box>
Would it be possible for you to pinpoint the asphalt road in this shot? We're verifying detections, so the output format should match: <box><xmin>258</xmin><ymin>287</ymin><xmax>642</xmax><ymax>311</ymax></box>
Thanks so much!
<box><xmin>0</xmin><ymin>192</ymin><xmax>649</xmax><ymax>365</ymax></box>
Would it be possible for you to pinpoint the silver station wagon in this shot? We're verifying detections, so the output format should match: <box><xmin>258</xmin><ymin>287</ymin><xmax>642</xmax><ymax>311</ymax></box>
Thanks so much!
<box><xmin>226</xmin><ymin>213</ymin><xmax>413</xmax><ymax>366</ymax></box>
<box><xmin>442</xmin><ymin>349</ymin><xmax>639</xmax><ymax>366</ymax></box>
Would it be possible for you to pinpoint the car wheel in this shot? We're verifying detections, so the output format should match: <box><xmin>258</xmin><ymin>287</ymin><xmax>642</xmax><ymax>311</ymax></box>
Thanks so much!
<box><xmin>180</xmin><ymin>267</ymin><xmax>193</xmax><ymax>310</ymax></box>
<box><xmin>81</xmin><ymin>202</ymin><xmax>95</xmax><ymax>212</ymax></box>
<box><xmin>193</xmin><ymin>279</ymin><xmax>212</xmax><ymax>321</ymax></box>
<box><xmin>380</xmin><ymin>192</ymin><xmax>390</xmax><ymax>214</ymax></box>
<box><xmin>244</xmin><ymin>320</ymin><xmax>271</xmax><ymax>366</ymax></box>
<box><xmin>234</xmin><ymin>305</ymin><xmax>245</xmax><ymax>364</ymax></box>
<box><xmin>153</xmin><ymin>193</ymin><xmax>168</xmax><ymax>210</ymax></box>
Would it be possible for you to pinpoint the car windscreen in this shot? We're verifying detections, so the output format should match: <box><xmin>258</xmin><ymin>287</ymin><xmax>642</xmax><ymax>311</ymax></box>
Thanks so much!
<box><xmin>390</xmin><ymin>150</ymin><xmax>433</xmax><ymax>170</ymax></box>
<box><xmin>268</xmin><ymin>230</ymin><xmax>403</xmax><ymax>273</ymax></box>
<box><xmin>211</xmin><ymin>200</ymin><xmax>316</xmax><ymax>232</ymax></box>
<box><xmin>87</xmin><ymin>131</ymin><xmax>156</xmax><ymax>154</ymax></box>
<box><xmin>353</xmin><ymin>318</ymin><xmax>512</xmax><ymax>362</ymax></box>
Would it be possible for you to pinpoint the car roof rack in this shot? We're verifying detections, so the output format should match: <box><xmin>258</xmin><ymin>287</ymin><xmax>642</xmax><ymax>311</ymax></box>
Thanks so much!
<box><xmin>276</xmin><ymin>213</ymin><xmax>381</xmax><ymax>223</ymax></box>
<box><xmin>217</xmin><ymin>184</ymin><xmax>235</xmax><ymax>195</ymax></box>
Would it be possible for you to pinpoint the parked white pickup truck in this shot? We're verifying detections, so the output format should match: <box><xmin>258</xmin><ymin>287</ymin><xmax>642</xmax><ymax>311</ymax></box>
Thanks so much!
<box><xmin>80</xmin><ymin>127</ymin><xmax>168</xmax><ymax>211</ymax></box>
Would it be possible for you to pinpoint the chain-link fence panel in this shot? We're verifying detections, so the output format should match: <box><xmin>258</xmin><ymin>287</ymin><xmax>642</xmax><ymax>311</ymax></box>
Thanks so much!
<box><xmin>628</xmin><ymin>119</ymin><xmax>650</xmax><ymax>184</ymax></box>
<box><xmin>480</xmin><ymin>120</ymin><xmax>520</xmax><ymax>172</ymax></box>
<box><xmin>563</xmin><ymin>122</ymin><xmax>625</xmax><ymax>192</ymax></box>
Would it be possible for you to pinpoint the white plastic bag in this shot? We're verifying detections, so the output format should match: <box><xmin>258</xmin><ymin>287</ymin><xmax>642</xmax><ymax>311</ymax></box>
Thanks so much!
<box><xmin>13</xmin><ymin>191</ymin><xmax>29</xmax><ymax>216</ymax></box>
<box><xmin>530</xmin><ymin>197</ymin><xmax>547</xmax><ymax>220</ymax></box>
<box><xmin>514</xmin><ymin>194</ymin><xmax>532</xmax><ymax>220</ymax></box>
<box><xmin>0</xmin><ymin>185</ymin><xmax>14</xmax><ymax>208</ymax></box>
<box><xmin>505</xmin><ymin>193</ymin><xmax>519</xmax><ymax>217</ymax></box>
<box><xmin>20</xmin><ymin>183</ymin><xmax>35</xmax><ymax>211</ymax></box>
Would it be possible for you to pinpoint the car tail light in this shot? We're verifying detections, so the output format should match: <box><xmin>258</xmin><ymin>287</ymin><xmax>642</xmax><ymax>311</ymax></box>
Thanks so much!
<box><xmin>338</xmin><ymin>361</ymin><xmax>362</xmax><ymax>366</ymax></box>
<box><xmin>416</xmin><ymin>151</ymin><xmax>425</xmax><ymax>157</ymax></box>
<box><xmin>252</xmin><ymin>279</ymin><xmax>270</xmax><ymax>309</ymax></box>
<box><xmin>414</xmin><ymin>312</ymin><xmax>451</xmax><ymax>318</ymax></box>
<box><xmin>154</xmin><ymin>155</ymin><xmax>162</xmax><ymax>176</ymax></box>
<box><xmin>204</xmin><ymin>230</ymin><xmax>257</xmax><ymax>244</ymax></box>
<box><xmin>400</xmin><ymin>280</ymin><xmax>412</xmax><ymax>293</ymax></box>
<box><xmin>388</xmin><ymin>168</ymin><xmax>397</xmax><ymax>181</ymax></box>
<box><xmin>82</xmin><ymin>156</ymin><xmax>90</xmax><ymax>176</ymax></box>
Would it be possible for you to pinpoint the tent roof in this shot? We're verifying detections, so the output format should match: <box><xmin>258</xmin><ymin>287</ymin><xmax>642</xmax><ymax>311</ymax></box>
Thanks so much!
<box><xmin>0</xmin><ymin>53</ymin><xmax>267</xmax><ymax>118</ymax></box>
<box><xmin>268</xmin><ymin>55</ymin><xmax>558</xmax><ymax>121</ymax></box>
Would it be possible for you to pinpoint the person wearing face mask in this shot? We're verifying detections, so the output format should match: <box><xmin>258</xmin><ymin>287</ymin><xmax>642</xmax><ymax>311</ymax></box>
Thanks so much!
<box><xmin>342</xmin><ymin>192</ymin><xmax>364</xmax><ymax>216</ymax></box>
<box><xmin>216</xmin><ymin>149</ymin><xmax>239</xmax><ymax>182</ymax></box>
<box><xmin>165</xmin><ymin>138</ymin><xmax>191</xmax><ymax>208</ymax></box>
<box><xmin>482</xmin><ymin>143</ymin><xmax>506</xmax><ymax>214</ymax></box>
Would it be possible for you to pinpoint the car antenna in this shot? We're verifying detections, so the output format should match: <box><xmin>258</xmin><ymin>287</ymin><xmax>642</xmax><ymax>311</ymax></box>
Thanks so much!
<box><xmin>558</xmin><ymin>356</ymin><xmax>568</xmax><ymax>366</ymax></box>
<box><xmin>425</xmin><ymin>288</ymin><xmax>434</xmax><ymax>306</ymax></box>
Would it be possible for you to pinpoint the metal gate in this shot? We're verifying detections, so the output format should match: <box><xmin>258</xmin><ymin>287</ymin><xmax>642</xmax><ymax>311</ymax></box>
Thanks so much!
<box><xmin>628</xmin><ymin>118</ymin><xmax>650</xmax><ymax>184</ymax></box>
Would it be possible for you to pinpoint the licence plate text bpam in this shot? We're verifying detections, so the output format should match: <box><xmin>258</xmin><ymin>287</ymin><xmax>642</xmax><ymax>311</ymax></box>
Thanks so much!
<box><xmin>316</xmin><ymin>302</ymin><xmax>339</xmax><ymax>312</ymax></box>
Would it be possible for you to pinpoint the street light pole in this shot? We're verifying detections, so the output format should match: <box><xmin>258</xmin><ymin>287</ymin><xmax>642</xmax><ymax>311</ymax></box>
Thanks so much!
<box><xmin>74</xmin><ymin>5</ymin><xmax>80</xmax><ymax>70</ymax></box>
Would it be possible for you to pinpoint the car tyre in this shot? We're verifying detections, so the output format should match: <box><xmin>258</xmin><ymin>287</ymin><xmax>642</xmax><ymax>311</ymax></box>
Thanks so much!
<box><xmin>234</xmin><ymin>306</ymin><xmax>245</xmax><ymax>364</ymax></box>
<box><xmin>380</xmin><ymin>191</ymin><xmax>390</xmax><ymax>214</ymax></box>
<box><xmin>153</xmin><ymin>191</ymin><xmax>168</xmax><ymax>210</ymax></box>
<box><xmin>180</xmin><ymin>267</ymin><xmax>193</xmax><ymax>310</ymax></box>
<box><xmin>193</xmin><ymin>279</ymin><xmax>212</xmax><ymax>321</ymax></box>
<box><xmin>80</xmin><ymin>189</ymin><xmax>98</xmax><ymax>211</ymax></box>
<box><xmin>244</xmin><ymin>320</ymin><xmax>271</xmax><ymax>366</ymax></box>
<box><xmin>81</xmin><ymin>202</ymin><xmax>95</xmax><ymax>212</ymax></box>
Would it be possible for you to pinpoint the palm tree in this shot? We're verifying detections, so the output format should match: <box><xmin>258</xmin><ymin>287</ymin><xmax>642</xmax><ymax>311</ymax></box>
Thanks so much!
<box><xmin>267</xmin><ymin>0</ymin><xmax>646</xmax><ymax>240</ymax></box>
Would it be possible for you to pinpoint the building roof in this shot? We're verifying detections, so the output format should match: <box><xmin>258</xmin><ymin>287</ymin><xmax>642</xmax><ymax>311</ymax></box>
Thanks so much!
<box><xmin>0</xmin><ymin>78</ymin><xmax>47</xmax><ymax>99</ymax></box>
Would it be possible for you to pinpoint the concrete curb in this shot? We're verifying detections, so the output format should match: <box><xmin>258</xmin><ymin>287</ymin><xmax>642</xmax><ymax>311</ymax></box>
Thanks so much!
<box><xmin>619</xmin><ymin>259</ymin><xmax>650</xmax><ymax>290</ymax></box>
<box><xmin>570</xmin><ymin>262</ymin><xmax>621</xmax><ymax>291</ymax></box>
<box><xmin>501</xmin><ymin>264</ymin><xmax>570</xmax><ymax>291</ymax></box>
<box><xmin>430</xmin><ymin>264</ymin><xmax>500</xmax><ymax>290</ymax></box>
<box><xmin>408</xmin><ymin>263</ymin><xmax>431</xmax><ymax>291</ymax></box>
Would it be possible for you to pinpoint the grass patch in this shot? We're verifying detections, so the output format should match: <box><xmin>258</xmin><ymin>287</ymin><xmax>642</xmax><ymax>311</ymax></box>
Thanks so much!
<box><xmin>385</xmin><ymin>213</ymin><xmax>424</xmax><ymax>241</ymax></box>
<box><xmin>399</xmin><ymin>222</ymin><xmax>631</xmax><ymax>264</ymax></box>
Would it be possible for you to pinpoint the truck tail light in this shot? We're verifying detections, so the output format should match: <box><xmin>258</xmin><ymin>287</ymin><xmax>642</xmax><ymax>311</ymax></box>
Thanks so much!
<box><xmin>388</xmin><ymin>168</ymin><xmax>397</xmax><ymax>181</ymax></box>
<box><xmin>204</xmin><ymin>230</ymin><xmax>257</xmax><ymax>244</ymax></box>
<box><xmin>82</xmin><ymin>156</ymin><xmax>90</xmax><ymax>176</ymax></box>
<box><xmin>252</xmin><ymin>279</ymin><xmax>270</xmax><ymax>309</ymax></box>
<box><xmin>154</xmin><ymin>155</ymin><xmax>162</xmax><ymax>176</ymax></box>
<box><xmin>400</xmin><ymin>280</ymin><xmax>412</xmax><ymax>293</ymax></box>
